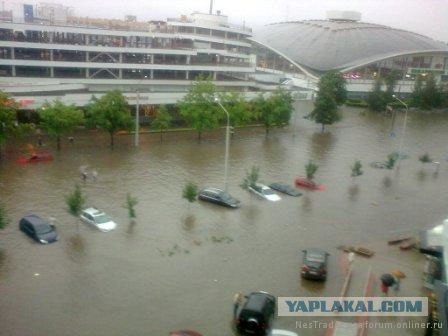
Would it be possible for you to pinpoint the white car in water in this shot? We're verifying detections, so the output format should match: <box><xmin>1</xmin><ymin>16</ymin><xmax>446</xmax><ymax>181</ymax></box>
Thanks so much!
<box><xmin>270</xmin><ymin>330</ymin><xmax>299</xmax><ymax>336</ymax></box>
<box><xmin>248</xmin><ymin>183</ymin><xmax>281</xmax><ymax>202</ymax></box>
<box><xmin>80</xmin><ymin>207</ymin><xmax>117</xmax><ymax>232</ymax></box>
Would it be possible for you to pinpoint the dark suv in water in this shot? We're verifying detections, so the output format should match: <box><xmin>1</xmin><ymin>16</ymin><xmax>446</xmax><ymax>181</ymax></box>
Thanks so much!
<box><xmin>19</xmin><ymin>214</ymin><xmax>58</xmax><ymax>244</ymax></box>
<box><xmin>235</xmin><ymin>291</ymin><xmax>276</xmax><ymax>336</ymax></box>
<box><xmin>301</xmin><ymin>248</ymin><xmax>329</xmax><ymax>281</ymax></box>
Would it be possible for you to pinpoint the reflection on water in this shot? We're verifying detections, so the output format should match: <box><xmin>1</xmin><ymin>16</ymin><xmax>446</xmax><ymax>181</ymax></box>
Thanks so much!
<box><xmin>65</xmin><ymin>232</ymin><xmax>86</xmax><ymax>263</ymax></box>
<box><xmin>1</xmin><ymin>103</ymin><xmax>448</xmax><ymax>335</ymax></box>
<box><xmin>181</xmin><ymin>214</ymin><xmax>196</xmax><ymax>232</ymax></box>
<box><xmin>348</xmin><ymin>184</ymin><xmax>360</xmax><ymax>201</ymax></box>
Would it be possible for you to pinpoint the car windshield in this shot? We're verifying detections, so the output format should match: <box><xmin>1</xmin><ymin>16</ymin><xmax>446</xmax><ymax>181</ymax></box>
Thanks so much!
<box><xmin>262</xmin><ymin>188</ymin><xmax>275</xmax><ymax>195</ymax></box>
<box><xmin>219</xmin><ymin>192</ymin><xmax>234</xmax><ymax>202</ymax></box>
<box><xmin>35</xmin><ymin>224</ymin><xmax>52</xmax><ymax>235</ymax></box>
<box><xmin>306</xmin><ymin>253</ymin><xmax>324</xmax><ymax>262</ymax></box>
<box><xmin>94</xmin><ymin>214</ymin><xmax>111</xmax><ymax>224</ymax></box>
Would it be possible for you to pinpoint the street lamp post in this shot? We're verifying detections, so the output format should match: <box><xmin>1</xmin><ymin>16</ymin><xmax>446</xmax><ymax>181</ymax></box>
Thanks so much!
<box><xmin>135</xmin><ymin>90</ymin><xmax>140</xmax><ymax>147</ymax></box>
<box><xmin>392</xmin><ymin>94</ymin><xmax>408</xmax><ymax>171</ymax></box>
<box><xmin>215</xmin><ymin>97</ymin><xmax>231</xmax><ymax>193</ymax></box>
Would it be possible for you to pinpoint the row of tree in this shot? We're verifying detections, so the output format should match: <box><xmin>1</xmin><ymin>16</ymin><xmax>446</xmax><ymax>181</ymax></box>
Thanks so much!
<box><xmin>0</xmin><ymin>76</ymin><xmax>295</xmax><ymax>158</ymax></box>
<box><xmin>366</xmin><ymin>72</ymin><xmax>447</xmax><ymax>112</ymax></box>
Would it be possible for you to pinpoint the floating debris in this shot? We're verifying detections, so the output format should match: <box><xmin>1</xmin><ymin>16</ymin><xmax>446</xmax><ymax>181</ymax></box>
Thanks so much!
<box><xmin>211</xmin><ymin>235</ymin><xmax>234</xmax><ymax>244</ymax></box>
<box><xmin>338</xmin><ymin>245</ymin><xmax>375</xmax><ymax>257</ymax></box>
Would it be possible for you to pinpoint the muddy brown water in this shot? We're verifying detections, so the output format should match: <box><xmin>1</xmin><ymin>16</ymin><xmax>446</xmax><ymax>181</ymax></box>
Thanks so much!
<box><xmin>1</xmin><ymin>101</ymin><xmax>448</xmax><ymax>336</ymax></box>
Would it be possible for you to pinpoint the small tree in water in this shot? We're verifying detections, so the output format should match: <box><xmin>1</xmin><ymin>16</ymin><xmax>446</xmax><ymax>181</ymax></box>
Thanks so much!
<box><xmin>66</xmin><ymin>184</ymin><xmax>85</xmax><ymax>217</ymax></box>
<box><xmin>305</xmin><ymin>160</ymin><xmax>319</xmax><ymax>180</ymax></box>
<box><xmin>0</xmin><ymin>202</ymin><xmax>8</xmax><ymax>230</ymax></box>
<box><xmin>351</xmin><ymin>160</ymin><xmax>363</xmax><ymax>177</ymax></box>
<box><xmin>182</xmin><ymin>182</ymin><xmax>198</xmax><ymax>204</ymax></box>
<box><xmin>240</xmin><ymin>166</ymin><xmax>260</xmax><ymax>190</ymax></box>
<box><xmin>125</xmin><ymin>193</ymin><xmax>138</xmax><ymax>219</ymax></box>
<box><xmin>419</xmin><ymin>153</ymin><xmax>432</xmax><ymax>164</ymax></box>
<box><xmin>385</xmin><ymin>153</ymin><xmax>397</xmax><ymax>170</ymax></box>
<box><xmin>152</xmin><ymin>105</ymin><xmax>172</xmax><ymax>142</ymax></box>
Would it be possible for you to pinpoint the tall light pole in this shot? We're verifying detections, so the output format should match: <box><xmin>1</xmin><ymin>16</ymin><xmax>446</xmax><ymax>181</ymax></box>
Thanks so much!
<box><xmin>134</xmin><ymin>90</ymin><xmax>140</xmax><ymax>147</ymax></box>
<box><xmin>392</xmin><ymin>94</ymin><xmax>408</xmax><ymax>171</ymax></box>
<box><xmin>215</xmin><ymin>97</ymin><xmax>231</xmax><ymax>193</ymax></box>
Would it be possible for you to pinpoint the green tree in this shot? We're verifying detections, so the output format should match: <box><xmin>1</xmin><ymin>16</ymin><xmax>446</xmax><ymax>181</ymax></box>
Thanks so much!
<box><xmin>0</xmin><ymin>202</ymin><xmax>8</xmax><ymax>230</ymax></box>
<box><xmin>385</xmin><ymin>153</ymin><xmax>397</xmax><ymax>170</ymax></box>
<box><xmin>240</xmin><ymin>165</ymin><xmax>260</xmax><ymax>190</ymax></box>
<box><xmin>87</xmin><ymin>90</ymin><xmax>133</xmax><ymax>147</ymax></box>
<box><xmin>219</xmin><ymin>92</ymin><xmax>252</xmax><ymax>130</ymax></box>
<box><xmin>38</xmin><ymin>100</ymin><xmax>84</xmax><ymax>150</ymax></box>
<box><xmin>366</xmin><ymin>77</ymin><xmax>388</xmax><ymax>112</ymax></box>
<box><xmin>125</xmin><ymin>193</ymin><xmax>139</xmax><ymax>219</ymax></box>
<box><xmin>182</xmin><ymin>182</ymin><xmax>198</xmax><ymax>204</ymax></box>
<box><xmin>385</xmin><ymin>71</ymin><xmax>399</xmax><ymax>95</ymax></box>
<box><xmin>252</xmin><ymin>88</ymin><xmax>295</xmax><ymax>135</ymax></box>
<box><xmin>269</xmin><ymin>86</ymin><xmax>294</xmax><ymax>125</ymax></box>
<box><xmin>152</xmin><ymin>105</ymin><xmax>172</xmax><ymax>141</ymax></box>
<box><xmin>305</xmin><ymin>160</ymin><xmax>318</xmax><ymax>180</ymax></box>
<box><xmin>0</xmin><ymin>92</ymin><xmax>34</xmax><ymax>160</ymax></box>
<box><xmin>66</xmin><ymin>184</ymin><xmax>85</xmax><ymax>217</ymax></box>
<box><xmin>411</xmin><ymin>74</ymin><xmax>443</xmax><ymax>110</ymax></box>
<box><xmin>310</xmin><ymin>72</ymin><xmax>345</xmax><ymax>131</ymax></box>
<box><xmin>178</xmin><ymin>75</ymin><xmax>220</xmax><ymax>140</ymax></box>
<box><xmin>309</xmin><ymin>90</ymin><xmax>340</xmax><ymax>132</ymax></box>
<box><xmin>319</xmin><ymin>72</ymin><xmax>347</xmax><ymax>105</ymax></box>
<box><xmin>351</xmin><ymin>160</ymin><xmax>363</xmax><ymax>177</ymax></box>
<box><xmin>419</xmin><ymin>153</ymin><xmax>432</xmax><ymax>164</ymax></box>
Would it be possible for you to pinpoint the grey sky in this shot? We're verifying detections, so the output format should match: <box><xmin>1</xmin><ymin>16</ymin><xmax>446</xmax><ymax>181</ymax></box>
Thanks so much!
<box><xmin>11</xmin><ymin>0</ymin><xmax>448</xmax><ymax>42</ymax></box>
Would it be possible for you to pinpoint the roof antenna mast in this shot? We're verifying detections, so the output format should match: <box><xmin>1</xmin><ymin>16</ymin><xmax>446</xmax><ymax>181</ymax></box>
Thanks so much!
<box><xmin>209</xmin><ymin>0</ymin><xmax>214</xmax><ymax>14</ymax></box>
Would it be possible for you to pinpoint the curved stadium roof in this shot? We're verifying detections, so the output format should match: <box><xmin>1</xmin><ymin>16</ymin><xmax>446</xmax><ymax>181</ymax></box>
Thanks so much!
<box><xmin>253</xmin><ymin>19</ymin><xmax>448</xmax><ymax>73</ymax></box>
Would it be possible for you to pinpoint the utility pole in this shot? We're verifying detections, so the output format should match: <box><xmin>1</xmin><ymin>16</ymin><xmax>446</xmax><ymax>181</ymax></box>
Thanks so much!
<box><xmin>209</xmin><ymin>0</ymin><xmax>213</xmax><ymax>14</ymax></box>
<box><xmin>134</xmin><ymin>90</ymin><xmax>140</xmax><ymax>147</ymax></box>
<box><xmin>215</xmin><ymin>98</ymin><xmax>231</xmax><ymax>193</ymax></box>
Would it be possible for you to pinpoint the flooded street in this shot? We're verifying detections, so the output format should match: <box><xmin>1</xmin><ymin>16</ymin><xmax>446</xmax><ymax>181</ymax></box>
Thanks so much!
<box><xmin>1</xmin><ymin>101</ymin><xmax>448</xmax><ymax>336</ymax></box>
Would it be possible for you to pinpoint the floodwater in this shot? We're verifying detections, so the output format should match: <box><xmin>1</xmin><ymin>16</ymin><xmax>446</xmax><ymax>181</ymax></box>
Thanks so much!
<box><xmin>1</xmin><ymin>101</ymin><xmax>448</xmax><ymax>336</ymax></box>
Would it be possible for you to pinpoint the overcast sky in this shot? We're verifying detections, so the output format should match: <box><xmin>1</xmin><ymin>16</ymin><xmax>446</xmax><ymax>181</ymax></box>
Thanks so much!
<box><xmin>9</xmin><ymin>0</ymin><xmax>448</xmax><ymax>42</ymax></box>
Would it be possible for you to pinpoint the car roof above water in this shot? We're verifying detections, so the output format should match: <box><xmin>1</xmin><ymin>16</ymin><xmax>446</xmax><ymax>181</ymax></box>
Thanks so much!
<box><xmin>83</xmin><ymin>207</ymin><xmax>104</xmax><ymax>216</ymax></box>
<box><xmin>21</xmin><ymin>214</ymin><xmax>48</xmax><ymax>226</ymax></box>
<box><xmin>243</xmin><ymin>292</ymin><xmax>275</xmax><ymax>311</ymax></box>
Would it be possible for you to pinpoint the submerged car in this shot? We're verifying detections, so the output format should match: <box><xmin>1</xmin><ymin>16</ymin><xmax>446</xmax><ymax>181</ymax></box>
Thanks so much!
<box><xmin>248</xmin><ymin>183</ymin><xmax>281</xmax><ymax>202</ymax></box>
<box><xmin>235</xmin><ymin>291</ymin><xmax>276</xmax><ymax>336</ymax></box>
<box><xmin>19</xmin><ymin>214</ymin><xmax>58</xmax><ymax>244</ymax></box>
<box><xmin>80</xmin><ymin>207</ymin><xmax>117</xmax><ymax>232</ymax></box>
<box><xmin>270</xmin><ymin>330</ymin><xmax>299</xmax><ymax>336</ymax></box>
<box><xmin>269</xmin><ymin>183</ymin><xmax>302</xmax><ymax>197</ymax></box>
<box><xmin>301</xmin><ymin>248</ymin><xmax>329</xmax><ymax>281</ymax></box>
<box><xmin>198</xmin><ymin>187</ymin><xmax>240</xmax><ymax>208</ymax></box>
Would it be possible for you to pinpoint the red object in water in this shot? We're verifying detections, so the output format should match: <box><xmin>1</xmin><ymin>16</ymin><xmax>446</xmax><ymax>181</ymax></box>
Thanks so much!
<box><xmin>169</xmin><ymin>331</ymin><xmax>203</xmax><ymax>336</ymax></box>
<box><xmin>16</xmin><ymin>151</ymin><xmax>53</xmax><ymax>164</ymax></box>
<box><xmin>295</xmin><ymin>177</ymin><xmax>325</xmax><ymax>190</ymax></box>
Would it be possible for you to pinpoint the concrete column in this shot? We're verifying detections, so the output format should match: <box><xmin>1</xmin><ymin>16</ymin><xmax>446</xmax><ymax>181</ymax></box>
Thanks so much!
<box><xmin>150</xmin><ymin>69</ymin><xmax>154</xmax><ymax>79</ymax></box>
<box><xmin>119</xmin><ymin>53</ymin><xmax>123</xmax><ymax>63</ymax></box>
<box><xmin>50</xmin><ymin>49</ymin><xmax>53</xmax><ymax>61</ymax></box>
<box><xmin>213</xmin><ymin>72</ymin><xmax>217</xmax><ymax>80</ymax></box>
<box><xmin>49</xmin><ymin>32</ymin><xmax>53</xmax><ymax>43</ymax></box>
<box><xmin>86</xmin><ymin>51</ymin><xmax>89</xmax><ymax>62</ymax></box>
<box><xmin>86</xmin><ymin>68</ymin><xmax>89</xmax><ymax>78</ymax></box>
<box><xmin>50</xmin><ymin>67</ymin><xmax>54</xmax><ymax>78</ymax></box>
<box><xmin>11</xmin><ymin>48</ymin><xmax>15</xmax><ymax>77</ymax></box>
<box><xmin>85</xmin><ymin>35</ymin><xmax>89</xmax><ymax>45</ymax></box>
<box><xmin>119</xmin><ymin>69</ymin><xmax>122</xmax><ymax>79</ymax></box>
<box><xmin>186</xmin><ymin>71</ymin><xmax>189</xmax><ymax>80</ymax></box>
<box><xmin>186</xmin><ymin>55</ymin><xmax>190</xmax><ymax>65</ymax></box>
<box><xmin>150</xmin><ymin>55</ymin><xmax>154</xmax><ymax>64</ymax></box>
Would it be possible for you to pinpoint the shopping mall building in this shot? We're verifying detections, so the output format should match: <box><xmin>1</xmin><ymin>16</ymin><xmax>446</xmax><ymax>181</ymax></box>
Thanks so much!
<box><xmin>0</xmin><ymin>4</ymin><xmax>447</xmax><ymax>110</ymax></box>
